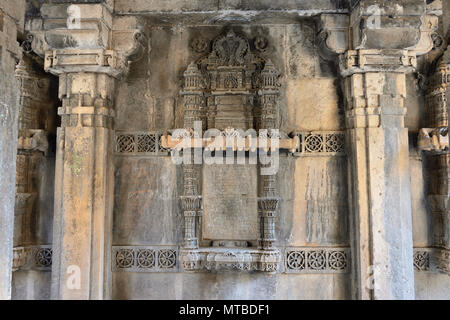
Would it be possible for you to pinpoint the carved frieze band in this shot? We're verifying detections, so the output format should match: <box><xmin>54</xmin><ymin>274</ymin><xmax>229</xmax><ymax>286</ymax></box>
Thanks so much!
<box><xmin>115</xmin><ymin>132</ymin><xmax>170</xmax><ymax>156</ymax></box>
<box><xmin>285</xmin><ymin>247</ymin><xmax>350</xmax><ymax>274</ymax></box>
<box><xmin>293</xmin><ymin>132</ymin><xmax>346</xmax><ymax>156</ymax></box>
<box><xmin>112</xmin><ymin>246</ymin><xmax>178</xmax><ymax>272</ymax></box>
<box><xmin>414</xmin><ymin>248</ymin><xmax>450</xmax><ymax>274</ymax></box>
<box><xmin>12</xmin><ymin>246</ymin><xmax>52</xmax><ymax>272</ymax></box>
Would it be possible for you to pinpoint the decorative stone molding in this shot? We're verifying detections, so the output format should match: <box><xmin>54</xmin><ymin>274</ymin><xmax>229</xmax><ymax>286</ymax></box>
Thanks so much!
<box><xmin>180</xmin><ymin>248</ymin><xmax>281</xmax><ymax>273</ymax></box>
<box><xmin>181</xmin><ymin>30</ymin><xmax>281</xmax><ymax>131</ymax></box>
<box><xmin>414</xmin><ymin>249</ymin><xmax>431</xmax><ymax>272</ymax></box>
<box><xmin>413</xmin><ymin>248</ymin><xmax>450</xmax><ymax>274</ymax></box>
<box><xmin>112</xmin><ymin>246</ymin><xmax>178</xmax><ymax>272</ymax></box>
<box><xmin>340</xmin><ymin>49</ymin><xmax>417</xmax><ymax>77</ymax></box>
<box><xmin>161</xmin><ymin>130</ymin><xmax>299</xmax><ymax>153</ymax></box>
<box><xmin>292</xmin><ymin>131</ymin><xmax>346</xmax><ymax>156</ymax></box>
<box><xmin>285</xmin><ymin>247</ymin><xmax>350</xmax><ymax>274</ymax></box>
<box><xmin>12</xmin><ymin>245</ymin><xmax>52</xmax><ymax>272</ymax></box>
<box><xmin>17</xmin><ymin>129</ymin><xmax>48</xmax><ymax>154</ymax></box>
<box><xmin>115</xmin><ymin>131</ymin><xmax>170</xmax><ymax>155</ymax></box>
<box><xmin>44</xmin><ymin>48</ymin><xmax>122</xmax><ymax>77</ymax></box>
<box><xmin>26</xmin><ymin>3</ymin><xmax>147</xmax><ymax>78</ymax></box>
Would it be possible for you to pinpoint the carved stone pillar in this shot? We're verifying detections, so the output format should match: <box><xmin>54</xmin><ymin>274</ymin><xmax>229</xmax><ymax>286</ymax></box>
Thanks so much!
<box><xmin>0</xmin><ymin>0</ymin><xmax>25</xmax><ymax>300</ymax></box>
<box><xmin>45</xmin><ymin>51</ymin><xmax>117</xmax><ymax>299</ymax></box>
<box><xmin>25</xmin><ymin>0</ymin><xmax>146</xmax><ymax>299</ymax></box>
<box><xmin>319</xmin><ymin>0</ymin><xmax>436</xmax><ymax>300</ymax></box>
<box><xmin>257</xmin><ymin>60</ymin><xmax>280</xmax><ymax>261</ymax></box>
<box><xmin>341</xmin><ymin>49</ymin><xmax>417</xmax><ymax>300</ymax></box>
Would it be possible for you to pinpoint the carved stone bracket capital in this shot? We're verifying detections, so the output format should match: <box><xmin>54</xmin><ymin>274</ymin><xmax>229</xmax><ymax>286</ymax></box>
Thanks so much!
<box><xmin>316</xmin><ymin>14</ymin><xmax>349</xmax><ymax>61</ymax></box>
<box><xmin>340</xmin><ymin>49</ymin><xmax>417</xmax><ymax>77</ymax></box>
<box><xmin>44</xmin><ymin>48</ymin><xmax>123</xmax><ymax>78</ymax></box>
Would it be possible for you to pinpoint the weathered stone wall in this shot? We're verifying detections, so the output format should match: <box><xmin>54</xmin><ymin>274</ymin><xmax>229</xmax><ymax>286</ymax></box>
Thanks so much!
<box><xmin>5</xmin><ymin>0</ymin><xmax>449</xmax><ymax>300</ymax></box>
<box><xmin>112</xmin><ymin>22</ymin><xmax>350</xmax><ymax>300</ymax></box>
<box><xmin>0</xmin><ymin>0</ymin><xmax>25</xmax><ymax>300</ymax></box>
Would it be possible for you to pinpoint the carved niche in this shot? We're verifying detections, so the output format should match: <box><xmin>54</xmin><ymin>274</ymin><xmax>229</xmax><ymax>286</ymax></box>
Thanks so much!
<box><xmin>181</xmin><ymin>30</ymin><xmax>280</xmax><ymax>131</ymax></box>
<box><xmin>178</xmin><ymin>30</ymin><xmax>282</xmax><ymax>273</ymax></box>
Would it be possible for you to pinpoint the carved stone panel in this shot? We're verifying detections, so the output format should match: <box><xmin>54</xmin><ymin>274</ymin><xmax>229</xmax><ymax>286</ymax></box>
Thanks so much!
<box><xmin>202</xmin><ymin>164</ymin><xmax>258</xmax><ymax>242</ymax></box>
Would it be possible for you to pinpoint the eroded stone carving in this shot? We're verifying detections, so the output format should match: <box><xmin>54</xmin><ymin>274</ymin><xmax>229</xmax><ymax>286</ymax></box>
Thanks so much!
<box><xmin>177</xmin><ymin>29</ymin><xmax>283</xmax><ymax>273</ymax></box>
<box><xmin>112</xmin><ymin>246</ymin><xmax>178</xmax><ymax>272</ymax></box>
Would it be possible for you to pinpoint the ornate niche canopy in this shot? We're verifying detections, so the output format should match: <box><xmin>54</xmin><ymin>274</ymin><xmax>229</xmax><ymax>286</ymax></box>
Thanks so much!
<box><xmin>168</xmin><ymin>29</ymin><xmax>294</xmax><ymax>273</ymax></box>
<box><xmin>181</xmin><ymin>29</ymin><xmax>281</xmax><ymax>131</ymax></box>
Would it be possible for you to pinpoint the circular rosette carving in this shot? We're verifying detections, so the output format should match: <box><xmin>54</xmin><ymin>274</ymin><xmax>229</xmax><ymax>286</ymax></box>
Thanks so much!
<box><xmin>158</xmin><ymin>250</ymin><xmax>177</xmax><ymax>269</ymax></box>
<box><xmin>35</xmin><ymin>248</ymin><xmax>52</xmax><ymax>268</ymax></box>
<box><xmin>116</xmin><ymin>249</ymin><xmax>134</xmax><ymax>269</ymax></box>
<box><xmin>137</xmin><ymin>249</ymin><xmax>155</xmax><ymax>269</ymax></box>
<box><xmin>287</xmin><ymin>251</ymin><xmax>305</xmax><ymax>270</ymax></box>
<box><xmin>305</xmin><ymin>134</ymin><xmax>323</xmax><ymax>153</ymax></box>
<box><xmin>328</xmin><ymin>251</ymin><xmax>347</xmax><ymax>271</ymax></box>
<box><xmin>307</xmin><ymin>251</ymin><xmax>326</xmax><ymax>270</ymax></box>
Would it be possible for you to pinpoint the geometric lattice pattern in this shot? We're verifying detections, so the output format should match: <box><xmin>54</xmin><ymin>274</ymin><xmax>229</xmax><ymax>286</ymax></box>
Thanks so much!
<box><xmin>413</xmin><ymin>250</ymin><xmax>430</xmax><ymax>271</ymax></box>
<box><xmin>112</xmin><ymin>246</ymin><xmax>178</xmax><ymax>272</ymax></box>
<box><xmin>116</xmin><ymin>132</ymin><xmax>169</xmax><ymax>155</ymax></box>
<box><xmin>285</xmin><ymin>248</ymin><xmax>350</xmax><ymax>273</ymax></box>
<box><xmin>293</xmin><ymin>132</ymin><xmax>346</xmax><ymax>155</ymax></box>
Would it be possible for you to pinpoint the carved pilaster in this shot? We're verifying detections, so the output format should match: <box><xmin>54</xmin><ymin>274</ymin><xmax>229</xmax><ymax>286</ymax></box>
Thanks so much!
<box><xmin>23</xmin><ymin>0</ymin><xmax>148</xmax><ymax>299</ymax></box>
<box><xmin>14</xmin><ymin>56</ymin><xmax>50</xmax><ymax>251</ymax></box>
<box><xmin>259</xmin><ymin>60</ymin><xmax>280</xmax><ymax>130</ymax></box>
<box><xmin>181</xmin><ymin>62</ymin><xmax>206</xmax><ymax>130</ymax></box>
<box><xmin>417</xmin><ymin>47</ymin><xmax>450</xmax><ymax>276</ymax></box>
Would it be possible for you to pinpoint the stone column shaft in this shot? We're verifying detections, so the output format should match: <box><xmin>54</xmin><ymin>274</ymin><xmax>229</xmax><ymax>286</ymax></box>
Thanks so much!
<box><xmin>50</xmin><ymin>69</ymin><xmax>116</xmax><ymax>300</ymax></box>
<box><xmin>342</xmin><ymin>49</ymin><xmax>416</xmax><ymax>300</ymax></box>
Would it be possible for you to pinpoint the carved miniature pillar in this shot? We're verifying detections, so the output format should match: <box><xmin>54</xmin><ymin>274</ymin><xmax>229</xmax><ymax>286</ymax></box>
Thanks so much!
<box><xmin>181</xmin><ymin>160</ymin><xmax>201</xmax><ymax>249</ymax></box>
<box><xmin>0</xmin><ymin>0</ymin><xmax>25</xmax><ymax>300</ymax></box>
<box><xmin>341</xmin><ymin>49</ymin><xmax>417</xmax><ymax>299</ymax></box>
<box><xmin>181</xmin><ymin>62</ymin><xmax>206</xmax><ymax>130</ymax></box>
<box><xmin>257</xmin><ymin>61</ymin><xmax>280</xmax><ymax>252</ymax></box>
<box><xmin>44</xmin><ymin>51</ymin><xmax>117</xmax><ymax>299</ymax></box>
<box><xmin>180</xmin><ymin>62</ymin><xmax>203</xmax><ymax>250</ymax></box>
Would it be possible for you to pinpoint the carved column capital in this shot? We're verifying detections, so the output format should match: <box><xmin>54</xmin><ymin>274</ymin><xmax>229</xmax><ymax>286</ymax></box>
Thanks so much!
<box><xmin>26</xmin><ymin>2</ymin><xmax>147</xmax><ymax>78</ymax></box>
<box><xmin>316</xmin><ymin>14</ymin><xmax>349</xmax><ymax>61</ymax></box>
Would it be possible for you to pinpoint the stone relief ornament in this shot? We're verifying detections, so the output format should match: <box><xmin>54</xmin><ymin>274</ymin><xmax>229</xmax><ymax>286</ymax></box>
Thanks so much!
<box><xmin>285</xmin><ymin>248</ymin><xmax>350</xmax><ymax>273</ymax></box>
<box><xmin>254</xmin><ymin>36</ymin><xmax>269</xmax><ymax>52</ymax></box>
<box><xmin>191</xmin><ymin>37</ymin><xmax>209</xmax><ymax>54</ymax></box>
<box><xmin>112</xmin><ymin>246</ymin><xmax>179</xmax><ymax>272</ymax></box>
